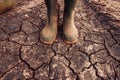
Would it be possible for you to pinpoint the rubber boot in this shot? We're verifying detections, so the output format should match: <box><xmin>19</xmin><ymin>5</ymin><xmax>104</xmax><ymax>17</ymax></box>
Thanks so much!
<box><xmin>63</xmin><ymin>0</ymin><xmax>78</xmax><ymax>44</ymax></box>
<box><xmin>40</xmin><ymin>0</ymin><xmax>59</xmax><ymax>44</ymax></box>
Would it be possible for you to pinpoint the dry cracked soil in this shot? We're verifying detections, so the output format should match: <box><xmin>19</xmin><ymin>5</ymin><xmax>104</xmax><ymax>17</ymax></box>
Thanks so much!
<box><xmin>0</xmin><ymin>0</ymin><xmax>120</xmax><ymax>80</ymax></box>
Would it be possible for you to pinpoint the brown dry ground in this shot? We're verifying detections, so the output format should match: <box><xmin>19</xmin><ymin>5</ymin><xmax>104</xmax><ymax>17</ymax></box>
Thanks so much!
<box><xmin>0</xmin><ymin>0</ymin><xmax>120</xmax><ymax>80</ymax></box>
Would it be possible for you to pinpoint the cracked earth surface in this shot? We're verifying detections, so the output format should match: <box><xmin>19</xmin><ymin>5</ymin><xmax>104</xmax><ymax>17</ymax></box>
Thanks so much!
<box><xmin>0</xmin><ymin>0</ymin><xmax>120</xmax><ymax>80</ymax></box>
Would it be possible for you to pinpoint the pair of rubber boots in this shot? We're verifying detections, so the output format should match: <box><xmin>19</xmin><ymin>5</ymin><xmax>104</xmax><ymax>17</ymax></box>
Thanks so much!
<box><xmin>40</xmin><ymin>0</ymin><xmax>78</xmax><ymax>45</ymax></box>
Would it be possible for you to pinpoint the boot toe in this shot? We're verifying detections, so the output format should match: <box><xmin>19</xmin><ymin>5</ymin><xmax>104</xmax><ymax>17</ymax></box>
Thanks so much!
<box><xmin>40</xmin><ymin>32</ymin><xmax>56</xmax><ymax>44</ymax></box>
<box><xmin>40</xmin><ymin>35</ymin><xmax>54</xmax><ymax>44</ymax></box>
<box><xmin>63</xmin><ymin>32</ymin><xmax>78</xmax><ymax>44</ymax></box>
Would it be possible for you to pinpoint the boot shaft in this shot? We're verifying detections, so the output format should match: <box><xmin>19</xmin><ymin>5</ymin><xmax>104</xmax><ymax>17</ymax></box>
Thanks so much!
<box><xmin>45</xmin><ymin>0</ymin><xmax>57</xmax><ymax>21</ymax></box>
<box><xmin>64</xmin><ymin>0</ymin><xmax>78</xmax><ymax>17</ymax></box>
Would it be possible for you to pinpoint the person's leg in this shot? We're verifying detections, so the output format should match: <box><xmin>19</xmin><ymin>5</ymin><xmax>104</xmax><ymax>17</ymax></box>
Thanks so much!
<box><xmin>63</xmin><ymin>0</ymin><xmax>78</xmax><ymax>44</ymax></box>
<box><xmin>40</xmin><ymin>0</ymin><xmax>59</xmax><ymax>44</ymax></box>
